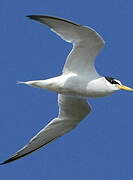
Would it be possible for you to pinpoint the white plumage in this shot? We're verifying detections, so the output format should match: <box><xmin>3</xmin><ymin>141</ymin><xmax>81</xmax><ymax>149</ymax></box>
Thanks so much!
<box><xmin>1</xmin><ymin>15</ymin><xmax>133</xmax><ymax>164</ymax></box>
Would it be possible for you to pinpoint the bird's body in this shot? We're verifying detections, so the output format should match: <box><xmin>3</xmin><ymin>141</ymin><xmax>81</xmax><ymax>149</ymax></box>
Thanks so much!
<box><xmin>1</xmin><ymin>15</ymin><xmax>133</xmax><ymax>165</ymax></box>
<box><xmin>24</xmin><ymin>75</ymin><xmax>117</xmax><ymax>97</ymax></box>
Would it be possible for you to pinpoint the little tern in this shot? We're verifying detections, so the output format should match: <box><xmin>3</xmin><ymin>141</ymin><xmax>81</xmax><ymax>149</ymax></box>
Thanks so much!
<box><xmin>1</xmin><ymin>15</ymin><xmax>133</xmax><ymax>164</ymax></box>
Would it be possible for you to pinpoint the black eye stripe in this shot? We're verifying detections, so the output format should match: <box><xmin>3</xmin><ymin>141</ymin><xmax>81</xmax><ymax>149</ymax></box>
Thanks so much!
<box><xmin>105</xmin><ymin>77</ymin><xmax>120</xmax><ymax>85</ymax></box>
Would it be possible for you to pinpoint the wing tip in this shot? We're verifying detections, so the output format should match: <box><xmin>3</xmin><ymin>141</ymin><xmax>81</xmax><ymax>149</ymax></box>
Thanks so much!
<box><xmin>0</xmin><ymin>154</ymin><xmax>23</xmax><ymax>165</ymax></box>
<box><xmin>0</xmin><ymin>158</ymin><xmax>14</xmax><ymax>165</ymax></box>
<box><xmin>0</xmin><ymin>153</ymin><xmax>28</xmax><ymax>165</ymax></box>
<box><xmin>26</xmin><ymin>15</ymin><xmax>40</xmax><ymax>20</ymax></box>
<box><xmin>26</xmin><ymin>15</ymin><xmax>80</xmax><ymax>27</ymax></box>
<box><xmin>0</xmin><ymin>161</ymin><xmax>6</xmax><ymax>165</ymax></box>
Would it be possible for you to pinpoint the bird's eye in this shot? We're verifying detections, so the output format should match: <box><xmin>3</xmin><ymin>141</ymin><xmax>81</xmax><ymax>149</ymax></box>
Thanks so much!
<box><xmin>112</xmin><ymin>80</ymin><xmax>120</xmax><ymax>85</ymax></box>
<box><xmin>105</xmin><ymin>77</ymin><xmax>121</xmax><ymax>85</ymax></box>
<box><xmin>113</xmin><ymin>79</ymin><xmax>122</xmax><ymax>85</ymax></box>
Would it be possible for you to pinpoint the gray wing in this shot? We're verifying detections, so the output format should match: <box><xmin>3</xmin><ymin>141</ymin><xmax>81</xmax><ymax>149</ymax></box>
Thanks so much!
<box><xmin>1</xmin><ymin>95</ymin><xmax>91</xmax><ymax>164</ymax></box>
<box><xmin>27</xmin><ymin>15</ymin><xmax>104</xmax><ymax>77</ymax></box>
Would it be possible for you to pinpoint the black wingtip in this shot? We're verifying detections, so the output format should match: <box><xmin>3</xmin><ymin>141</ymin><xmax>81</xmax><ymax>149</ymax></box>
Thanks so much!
<box><xmin>26</xmin><ymin>15</ymin><xmax>36</xmax><ymax>19</ymax></box>
<box><xmin>26</xmin><ymin>15</ymin><xmax>31</xmax><ymax>18</ymax></box>
<box><xmin>0</xmin><ymin>162</ymin><xmax>7</xmax><ymax>165</ymax></box>
<box><xmin>0</xmin><ymin>162</ymin><xmax>5</xmax><ymax>165</ymax></box>
<box><xmin>0</xmin><ymin>158</ymin><xmax>16</xmax><ymax>165</ymax></box>
<box><xmin>26</xmin><ymin>15</ymin><xmax>81</xmax><ymax>27</ymax></box>
<box><xmin>0</xmin><ymin>154</ymin><xmax>23</xmax><ymax>165</ymax></box>
<box><xmin>0</xmin><ymin>159</ymin><xmax>11</xmax><ymax>165</ymax></box>
<box><xmin>26</xmin><ymin>15</ymin><xmax>43</xmax><ymax>20</ymax></box>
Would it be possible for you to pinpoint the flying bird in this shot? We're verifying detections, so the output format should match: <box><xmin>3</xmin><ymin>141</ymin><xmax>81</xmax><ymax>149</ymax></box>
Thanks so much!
<box><xmin>1</xmin><ymin>15</ymin><xmax>133</xmax><ymax>165</ymax></box>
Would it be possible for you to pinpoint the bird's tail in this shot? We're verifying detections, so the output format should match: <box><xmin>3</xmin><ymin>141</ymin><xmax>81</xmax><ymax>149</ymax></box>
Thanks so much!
<box><xmin>16</xmin><ymin>81</ymin><xmax>26</xmax><ymax>84</ymax></box>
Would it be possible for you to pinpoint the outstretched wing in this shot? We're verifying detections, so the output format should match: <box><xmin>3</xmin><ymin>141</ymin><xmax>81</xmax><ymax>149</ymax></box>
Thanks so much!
<box><xmin>27</xmin><ymin>15</ymin><xmax>104</xmax><ymax>78</ymax></box>
<box><xmin>1</xmin><ymin>95</ymin><xmax>91</xmax><ymax>164</ymax></box>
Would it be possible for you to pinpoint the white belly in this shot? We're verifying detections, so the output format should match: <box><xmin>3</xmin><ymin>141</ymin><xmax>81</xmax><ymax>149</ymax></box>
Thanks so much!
<box><xmin>24</xmin><ymin>74</ymin><xmax>116</xmax><ymax>98</ymax></box>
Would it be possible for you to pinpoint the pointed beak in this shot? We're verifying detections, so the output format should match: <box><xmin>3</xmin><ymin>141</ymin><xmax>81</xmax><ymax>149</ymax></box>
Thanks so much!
<box><xmin>117</xmin><ymin>85</ymin><xmax>133</xmax><ymax>91</ymax></box>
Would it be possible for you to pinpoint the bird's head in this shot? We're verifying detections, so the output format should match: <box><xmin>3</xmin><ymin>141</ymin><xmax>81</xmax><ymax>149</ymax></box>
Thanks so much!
<box><xmin>105</xmin><ymin>77</ymin><xmax>133</xmax><ymax>92</ymax></box>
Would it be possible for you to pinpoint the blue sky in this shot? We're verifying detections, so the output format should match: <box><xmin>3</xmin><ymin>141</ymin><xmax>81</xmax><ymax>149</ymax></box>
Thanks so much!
<box><xmin>0</xmin><ymin>0</ymin><xmax>133</xmax><ymax>179</ymax></box>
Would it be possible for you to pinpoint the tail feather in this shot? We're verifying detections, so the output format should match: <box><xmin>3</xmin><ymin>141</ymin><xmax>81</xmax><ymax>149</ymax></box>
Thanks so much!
<box><xmin>16</xmin><ymin>81</ymin><xmax>26</xmax><ymax>84</ymax></box>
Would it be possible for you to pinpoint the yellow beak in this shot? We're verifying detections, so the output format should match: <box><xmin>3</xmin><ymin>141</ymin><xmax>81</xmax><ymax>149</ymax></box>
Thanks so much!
<box><xmin>118</xmin><ymin>85</ymin><xmax>133</xmax><ymax>91</ymax></box>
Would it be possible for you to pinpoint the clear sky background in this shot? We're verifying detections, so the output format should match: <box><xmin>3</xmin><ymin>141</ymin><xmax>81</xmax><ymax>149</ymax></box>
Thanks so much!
<box><xmin>0</xmin><ymin>0</ymin><xmax>133</xmax><ymax>179</ymax></box>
